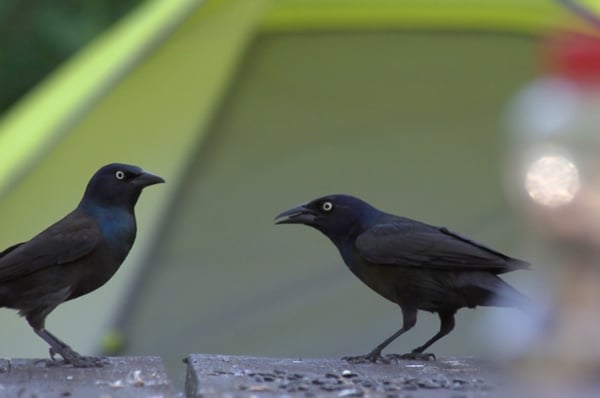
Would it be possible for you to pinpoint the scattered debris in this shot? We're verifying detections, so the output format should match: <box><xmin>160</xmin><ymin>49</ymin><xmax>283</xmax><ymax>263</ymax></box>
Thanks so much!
<box><xmin>186</xmin><ymin>354</ymin><xmax>505</xmax><ymax>397</ymax></box>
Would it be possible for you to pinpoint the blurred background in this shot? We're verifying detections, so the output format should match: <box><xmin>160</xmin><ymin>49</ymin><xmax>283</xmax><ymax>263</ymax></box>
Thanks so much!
<box><xmin>1</xmin><ymin>0</ymin><xmax>599</xmax><ymax>385</ymax></box>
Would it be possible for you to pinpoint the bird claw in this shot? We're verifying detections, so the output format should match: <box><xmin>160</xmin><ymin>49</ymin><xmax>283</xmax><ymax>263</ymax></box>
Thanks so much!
<box><xmin>387</xmin><ymin>352</ymin><xmax>436</xmax><ymax>361</ymax></box>
<box><xmin>342</xmin><ymin>350</ymin><xmax>436</xmax><ymax>364</ymax></box>
<box><xmin>47</xmin><ymin>355</ymin><xmax>107</xmax><ymax>368</ymax></box>
<box><xmin>69</xmin><ymin>356</ymin><xmax>107</xmax><ymax>368</ymax></box>
<box><xmin>49</xmin><ymin>347</ymin><xmax>59</xmax><ymax>361</ymax></box>
<box><xmin>44</xmin><ymin>357</ymin><xmax>106</xmax><ymax>368</ymax></box>
<box><xmin>47</xmin><ymin>346</ymin><xmax>107</xmax><ymax>368</ymax></box>
<box><xmin>342</xmin><ymin>352</ymin><xmax>389</xmax><ymax>364</ymax></box>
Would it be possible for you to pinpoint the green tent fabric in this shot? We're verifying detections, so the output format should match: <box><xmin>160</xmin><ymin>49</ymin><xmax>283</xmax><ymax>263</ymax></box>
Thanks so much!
<box><xmin>0</xmin><ymin>0</ymin><xmax>269</xmax><ymax>359</ymax></box>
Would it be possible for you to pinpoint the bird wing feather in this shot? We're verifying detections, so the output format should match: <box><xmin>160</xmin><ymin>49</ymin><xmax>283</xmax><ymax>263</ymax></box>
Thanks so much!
<box><xmin>0</xmin><ymin>211</ymin><xmax>100</xmax><ymax>282</ymax></box>
<box><xmin>355</xmin><ymin>221</ymin><xmax>529</xmax><ymax>273</ymax></box>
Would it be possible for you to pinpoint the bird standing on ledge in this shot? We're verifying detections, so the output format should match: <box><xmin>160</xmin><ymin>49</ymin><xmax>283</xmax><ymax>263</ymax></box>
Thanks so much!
<box><xmin>0</xmin><ymin>163</ymin><xmax>164</xmax><ymax>367</ymax></box>
<box><xmin>275</xmin><ymin>194</ymin><xmax>529</xmax><ymax>363</ymax></box>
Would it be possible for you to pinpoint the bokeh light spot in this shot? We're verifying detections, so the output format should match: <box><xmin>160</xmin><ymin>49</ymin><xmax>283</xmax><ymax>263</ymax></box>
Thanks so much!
<box><xmin>525</xmin><ymin>155</ymin><xmax>579</xmax><ymax>207</ymax></box>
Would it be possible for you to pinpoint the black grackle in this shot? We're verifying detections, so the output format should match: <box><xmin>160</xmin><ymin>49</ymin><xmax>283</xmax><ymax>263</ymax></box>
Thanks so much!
<box><xmin>276</xmin><ymin>194</ymin><xmax>529</xmax><ymax>363</ymax></box>
<box><xmin>0</xmin><ymin>163</ymin><xmax>164</xmax><ymax>367</ymax></box>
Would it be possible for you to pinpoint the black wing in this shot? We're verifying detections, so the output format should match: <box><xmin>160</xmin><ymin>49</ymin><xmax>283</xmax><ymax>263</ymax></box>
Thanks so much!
<box><xmin>0</xmin><ymin>210</ymin><xmax>101</xmax><ymax>283</ymax></box>
<box><xmin>355</xmin><ymin>219</ymin><xmax>529</xmax><ymax>274</ymax></box>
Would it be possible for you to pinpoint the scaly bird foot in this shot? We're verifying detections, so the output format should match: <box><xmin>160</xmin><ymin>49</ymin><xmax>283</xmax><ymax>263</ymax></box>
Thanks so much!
<box><xmin>342</xmin><ymin>352</ymin><xmax>389</xmax><ymax>364</ymax></box>
<box><xmin>70</xmin><ymin>356</ymin><xmax>107</xmax><ymax>368</ymax></box>
<box><xmin>47</xmin><ymin>346</ymin><xmax>107</xmax><ymax>368</ymax></box>
<box><xmin>387</xmin><ymin>352</ymin><xmax>436</xmax><ymax>361</ymax></box>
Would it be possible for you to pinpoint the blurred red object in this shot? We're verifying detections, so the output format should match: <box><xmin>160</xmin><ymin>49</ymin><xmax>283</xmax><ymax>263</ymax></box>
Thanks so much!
<box><xmin>544</xmin><ymin>32</ymin><xmax>600</xmax><ymax>83</ymax></box>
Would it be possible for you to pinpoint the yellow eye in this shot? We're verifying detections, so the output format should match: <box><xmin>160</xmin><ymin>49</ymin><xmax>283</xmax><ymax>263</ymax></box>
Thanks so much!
<box><xmin>322</xmin><ymin>201</ymin><xmax>333</xmax><ymax>212</ymax></box>
<box><xmin>115</xmin><ymin>170</ymin><xmax>125</xmax><ymax>180</ymax></box>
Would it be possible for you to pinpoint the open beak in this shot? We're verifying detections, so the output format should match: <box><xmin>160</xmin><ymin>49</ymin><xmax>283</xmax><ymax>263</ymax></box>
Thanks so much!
<box><xmin>274</xmin><ymin>204</ymin><xmax>317</xmax><ymax>225</ymax></box>
<box><xmin>132</xmin><ymin>170</ymin><xmax>165</xmax><ymax>188</ymax></box>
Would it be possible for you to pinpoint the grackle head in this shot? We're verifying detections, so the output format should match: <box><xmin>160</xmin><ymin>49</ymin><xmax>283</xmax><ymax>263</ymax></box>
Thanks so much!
<box><xmin>79</xmin><ymin>163</ymin><xmax>165</xmax><ymax>210</ymax></box>
<box><xmin>275</xmin><ymin>194</ymin><xmax>377</xmax><ymax>240</ymax></box>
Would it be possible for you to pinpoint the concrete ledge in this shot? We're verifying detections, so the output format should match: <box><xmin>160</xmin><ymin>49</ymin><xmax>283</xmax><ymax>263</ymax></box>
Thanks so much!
<box><xmin>0</xmin><ymin>356</ymin><xmax>176</xmax><ymax>398</ymax></box>
<box><xmin>185</xmin><ymin>354</ymin><xmax>501</xmax><ymax>397</ymax></box>
<box><xmin>2</xmin><ymin>354</ymin><xmax>558</xmax><ymax>397</ymax></box>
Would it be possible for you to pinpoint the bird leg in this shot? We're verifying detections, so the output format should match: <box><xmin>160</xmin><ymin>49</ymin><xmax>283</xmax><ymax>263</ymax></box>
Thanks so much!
<box><xmin>398</xmin><ymin>311</ymin><xmax>456</xmax><ymax>361</ymax></box>
<box><xmin>34</xmin><ymin>328</ymin><xmax>105</xmax><ymax>368</ymax></box>
<box><xmin>343</xmin><ymin>306</ymin><xmax>417</xmax><ymax>364</ymax></box>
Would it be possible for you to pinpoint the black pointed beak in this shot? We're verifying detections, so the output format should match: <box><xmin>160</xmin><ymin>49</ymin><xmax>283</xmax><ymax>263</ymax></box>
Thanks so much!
<box><xmin>132</xmin><ymin>170</ymin><xmax>165</xmax><ymax>188</ymax></box>
<box><xmin>274</xmin><ymin>204</ymin><xmax>317</xmax><ymax>225</ymax></box>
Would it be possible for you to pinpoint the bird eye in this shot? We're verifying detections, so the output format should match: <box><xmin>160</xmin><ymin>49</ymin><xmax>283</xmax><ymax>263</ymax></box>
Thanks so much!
<box><xmin>115</xmin><ymin>170</ymin><xmax>125</xmax><ymax>180</ymax></box>
<box><xmin>322</xmin><ymin>201</ymin><xmax>333</xmax><ymax>212</ymax></box>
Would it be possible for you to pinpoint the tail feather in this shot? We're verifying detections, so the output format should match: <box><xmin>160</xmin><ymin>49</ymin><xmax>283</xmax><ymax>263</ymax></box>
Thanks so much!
<box><xmin>461</xmin><ymin>273</ymin><xmax>531</xmax><ymax>311</ymax></box>
<box><xmin>487</xmin><ymin>277</ymin><xmax>530</xmax><ymax>309</ymax></box>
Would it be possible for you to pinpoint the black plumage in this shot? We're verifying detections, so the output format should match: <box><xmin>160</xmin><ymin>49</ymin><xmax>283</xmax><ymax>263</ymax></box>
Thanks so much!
<box><xmin>0</xmin><ymin>163</ymin><xmax>164</xmax><ymax>367</ymax></box>
<box><xmin>276</xmin><ymin>194</ymin><xmax>529</xmax><ymax>362</ymax></box>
